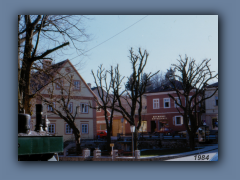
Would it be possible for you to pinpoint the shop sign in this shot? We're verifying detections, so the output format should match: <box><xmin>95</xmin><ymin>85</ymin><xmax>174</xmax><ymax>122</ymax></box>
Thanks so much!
<box><xmin>152</xmin><ymin>115</ymin><xmax>167</xmax><ymax>120</ymax></box>
<box><xmin>97</xmin><ymin>121</ymin><xmax>105</xmax><ymax>124</ymax></box>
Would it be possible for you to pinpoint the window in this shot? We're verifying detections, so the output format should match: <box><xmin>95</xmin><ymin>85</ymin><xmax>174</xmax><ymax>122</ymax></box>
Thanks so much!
<box><xmin>139</xmin><ymin>121</ymin><xmax>147</xmax><ymax>132</ymax></box>
<box><xmin>48</xmin><ymin>124</ymin><xmax>55</xmax><ymax>134</ymax></box>
<box><xmin>198</xmin><ymin>96</ymin><xmax>202</xmax><ymax>107</ymax></box>
<box><xmin>65</xmin><ymin>124</ymin><xmax>73</xmax><ymax>134</ymax></box>
<box><xmin>215</xmin><ymin>96</ymin><xmax>218</xmax><ymax>106</ymax></box>
<box><xmin>175</xmin><ymin>97</ymin><xmax>181</xmax><ymax>107</ymax></box>
<box><xmin>212</xmin><ymin>118</ymin><xmax>218</xmax><ymax>129</ymax></box>
<box><xmin>73</xmin><ymin>80</ymin><xmax>80</xmax><ymax>90</ymax></box>
<box><xmin>82</xmin><ymin>124</ymin><xmax>88</xmax><ymax>134</ymax></box>
<box><xmin>164</xmin><ymin>98</ymin><xmax>170</xmax><ymax>108</ymax></box>
<box><xmin>56</xmin><ymin>80</ymin><xmax>63</xmax><ymax>89</ymax></box>
<box><xmin>96</xmin><ymin>106</ymin><xmax>101</xmax><ymax>112</ymax></box>
<box><xmin>65</xmin><ymin>67</ymin><xmax>71</xmax><ymax>72</ymax></box>
<box><xmin>80</xmin><ymin>103</ymin><xmax>88</xmax><ymax>113</ymax></box>
<box><xmin>47</xmin><ymin>102</ymin><xmax>55</xmax><ymax>112</ymax></box>
<box><xmin>153</xmin><ymin>99</ymin><xmax>159</xmax><ymax>109</ymax></box>
<box><xmin>175</xmin><ymin>116</ymin><xmax>183</xmax><ymax>125</ymax></box>
<box><xmin>68</xmin><ymin>103</ymin><xmax>73</xmax><ymax>113</ymax></box>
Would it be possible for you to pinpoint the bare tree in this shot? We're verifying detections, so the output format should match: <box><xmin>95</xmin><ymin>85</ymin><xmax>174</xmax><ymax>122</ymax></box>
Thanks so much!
<box><xmin>91</xmin><ymin>65</ymin><xmax>121</xmax><ymax>151</ymax></box>
<box><xmin>125</xmin><ymin>72</ymin><xmax>154</xmax><ymax>92</ymax></box>
<box><xmin>149</xmin><ymin>72</ymin><xmax>165</xmax><ymax>91</ymax></box>
<box><xmin>34</xmin><ymin>69</ymin><xmax>83</xmax><ymax>154</ymax></box>
<box><xmin>18</xmin><ymin>15</ymin><xmax>89</xmax><ymax>114</ymax></box>
<box><xmin>111</xmin><ymin>48</ymin><xmax>159</xmax><ymax>150</ymax></box>
<box><xmin>126</xmin><ymin>71</ymin><xmax>165</xmax><ymax>92</ymax></box>
<box><xmin>166</xmin><ymin>55</ymin><xmax>218</xmax><ymax>150</ymax></box>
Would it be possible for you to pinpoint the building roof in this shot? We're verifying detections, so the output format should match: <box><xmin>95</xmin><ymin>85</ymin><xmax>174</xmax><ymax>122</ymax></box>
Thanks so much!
<box><xmin>207</xmin><ymin>82</ymin><xmax>218</xmax><ymax>88</ymax></box>
<box><xmin>30</xmin><ymin>60</ymin><xmax>68</xmax><ymax>93</ymax></box>
<box><xmin>91</xmin><ymin>87</ymin><xmax>144</xmax><ymax>117</ymax></box>
<box><xmin>147</xmin><ymin>80</ymin><xmax>183</xmax><ymax>93</ymax></box>
<box><xmin>30</xmin><ymin>59</ymin><xmax>98</xmax><ymax>99</ymax></box>
<box><xmin>91</xmin><ymin>87</ymin><xmax>98</xmax><ymax>91</ymax></box>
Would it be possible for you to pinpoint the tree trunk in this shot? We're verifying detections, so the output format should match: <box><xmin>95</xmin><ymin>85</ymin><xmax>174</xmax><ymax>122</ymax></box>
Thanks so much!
<box><xmin>188</xmin><ymin>131</ymin><xmax>195</xmax><ymax>151</ymax></box>
<box><xmin>134</xmin><ymin>128</ymin><xmax>138</xmax><ymax>150</ymax></box>
<box><xmin>106</xmin><ymin>126</ymin><xmax>111</xmax><ymax>152</ymax></box>
<box><xmin>74</xmin><ymin>132</ymin><xmax>81</xmax><ymax>155</ymax></box>
<box><xmin>18</xmin><ymin>15</ymin><xmax>22</xmax><ymax>113</ymax></box>
<box><xmin>22</xmin><ymin>63</ymin><xmax>33</xmax><ymax>114</ymax></box>
<box><xmin>21</xmin><ymin>17</ymin><xmax>34</xmax><ymax>114</ymax></box>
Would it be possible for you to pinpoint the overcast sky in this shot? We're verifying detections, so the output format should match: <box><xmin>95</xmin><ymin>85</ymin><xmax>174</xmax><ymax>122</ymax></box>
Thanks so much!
<box><xmin>58</xmin><ymin>15</ymin><xmax>218</xmax><ymax>87</ymax></box>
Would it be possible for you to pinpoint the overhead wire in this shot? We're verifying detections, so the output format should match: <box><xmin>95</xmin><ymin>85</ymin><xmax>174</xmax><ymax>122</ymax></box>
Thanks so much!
<box><xmin>70</xmin><ymin>15</ymin><xmax>148</xmax><ymax>61</ymax></box>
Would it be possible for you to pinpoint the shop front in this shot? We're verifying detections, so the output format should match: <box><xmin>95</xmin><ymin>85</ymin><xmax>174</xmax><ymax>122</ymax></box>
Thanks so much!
<box><xmin>146</xmin><ymin>114</ymin><xmax>187</xmax><ymax>133</ymax></box>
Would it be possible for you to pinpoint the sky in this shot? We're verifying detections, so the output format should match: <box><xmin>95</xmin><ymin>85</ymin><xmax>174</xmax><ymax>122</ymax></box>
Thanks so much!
<box><xmin>58</xmin><ymin>15</ymin><xmax>218</xmax><ymax>87</ymax></box>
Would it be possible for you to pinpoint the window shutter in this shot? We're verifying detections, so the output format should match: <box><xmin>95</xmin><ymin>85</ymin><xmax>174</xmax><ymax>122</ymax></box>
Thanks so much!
<box><xmin>181</xmin><ymin>117</ymin><xmax>183</xmax><ymax>124</ymax></box>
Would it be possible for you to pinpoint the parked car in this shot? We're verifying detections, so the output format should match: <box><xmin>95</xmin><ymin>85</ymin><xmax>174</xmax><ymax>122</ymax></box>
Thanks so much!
<box><xmin>154</xmin><ymin>127</ymin><xmax>174</xmax><ymax>136</ymax></box>
<box><xmin>97</xmin><ymin>130</ymin><xmax>107</xmax><ymax>139</ymax></box>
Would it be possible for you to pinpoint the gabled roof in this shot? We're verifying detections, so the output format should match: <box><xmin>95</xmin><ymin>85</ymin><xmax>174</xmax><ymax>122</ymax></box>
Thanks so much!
<box><xmin>31</xmin><ymin>59</ymin><xmax>98</xmax><ymax>99</ymax></box>
<box><xmin>31</xmin><ymin>60</ymin><xmax>68</xmax><ymax>93</ymax></box>
<box><xmin>51</xmin><ymin>60</ymin><xmax>68</xmax><ymax>68</ymax></box>
<box><xmin>91</xmin><ymin>86</ymin><xmax>146</xmax><ymax>118</ymax></box>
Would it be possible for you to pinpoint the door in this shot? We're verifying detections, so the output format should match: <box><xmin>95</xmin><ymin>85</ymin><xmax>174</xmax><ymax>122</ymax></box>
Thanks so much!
<box><xmin>112</xmin><ymin>119</ymin><xmax>120</xmax><ymax>136</ymax></box>
<box><xmin>151</xmin><ymin>121</ymin><xmax>156</xmax><ymax>133</ymax></box>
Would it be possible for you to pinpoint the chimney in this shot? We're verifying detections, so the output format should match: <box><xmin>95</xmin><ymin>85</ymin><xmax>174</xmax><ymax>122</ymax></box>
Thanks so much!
<box><xmin>87</xmin><ymin>83</ymin><xmax>91</xmax><ymax>88</ymax></box>
<box><xmin>42</xmin><ymin>59</ymin><xmax>52</xmax><ymax>69</ymax></box>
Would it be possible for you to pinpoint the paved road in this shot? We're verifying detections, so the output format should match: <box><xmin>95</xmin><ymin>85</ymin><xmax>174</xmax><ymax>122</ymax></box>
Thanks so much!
<box><xmin>165</xmin><ymin>149</ymin><xmax>218</xmax><ymax>161</ymax></box>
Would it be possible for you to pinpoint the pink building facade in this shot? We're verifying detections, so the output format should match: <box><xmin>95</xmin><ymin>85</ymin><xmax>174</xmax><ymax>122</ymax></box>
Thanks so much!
<box><xmin>143</xmin><ymin>88</ymin><xmax>200</xmax><ymax>134</ymax></box>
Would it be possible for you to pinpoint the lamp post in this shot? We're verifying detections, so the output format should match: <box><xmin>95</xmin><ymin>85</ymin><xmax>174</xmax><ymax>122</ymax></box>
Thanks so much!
<box><xmin>130</xmin><ymin>125</ymin><xmax>135</xmax><ymax>157</ymax></box>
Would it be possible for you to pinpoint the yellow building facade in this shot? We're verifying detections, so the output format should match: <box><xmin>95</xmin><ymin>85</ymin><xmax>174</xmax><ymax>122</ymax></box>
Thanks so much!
<box><xmin>31</xmin><ymin>59</ymin><xmax>97</xmax><ymax>141</ymax></box>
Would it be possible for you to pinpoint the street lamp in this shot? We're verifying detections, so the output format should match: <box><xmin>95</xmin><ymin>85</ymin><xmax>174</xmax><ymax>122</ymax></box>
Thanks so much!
<box><xmin>130</xmin><ymin>125</ymin><xmax>135</xmax><ymax>157</ymax></box>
